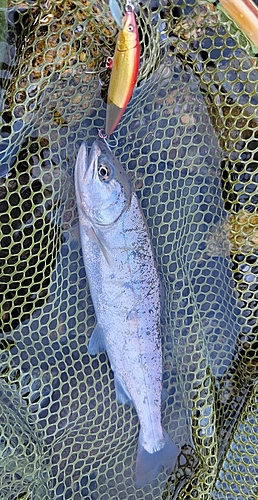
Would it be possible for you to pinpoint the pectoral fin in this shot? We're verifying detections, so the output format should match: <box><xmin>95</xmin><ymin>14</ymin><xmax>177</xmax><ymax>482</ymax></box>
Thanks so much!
<box><xmin>88</xmin><ymin>226</ymin><xmax>112</xmax><ymax>266</ymax></box>
<box><xmin>114</xmin><ymin>373</ymin><xmax>132</xmax><ymax>405</ymax></box>
<box><xmin>88</xmin><ymin>324</ymin><xmax>106</xmax><ymax>355</ymax></box>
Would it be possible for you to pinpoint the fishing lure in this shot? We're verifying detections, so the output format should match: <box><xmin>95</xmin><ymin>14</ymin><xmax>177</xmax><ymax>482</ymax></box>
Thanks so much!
<box><xmin>105</xmin><ymin>0</ymin><xmax>140</xmax><ymax>136</ymax></box>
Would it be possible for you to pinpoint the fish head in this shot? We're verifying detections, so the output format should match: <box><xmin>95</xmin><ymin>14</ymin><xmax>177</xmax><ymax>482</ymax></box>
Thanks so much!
<box><xmin>117</xmin><ymin>10</ymin><xmax>139</xmax><ymax>51</ymax></box>
<box><xmin>75</xmin><ymin>140</ymin><xmax>132</xmax><ymax>226</ymax></box>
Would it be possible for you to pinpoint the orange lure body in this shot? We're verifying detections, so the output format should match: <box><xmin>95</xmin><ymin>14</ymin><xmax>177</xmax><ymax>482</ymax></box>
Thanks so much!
<box><xmin>105</xmin><ymin>8</ymin><xmax>140</xmax><ymax>136</ymax></box>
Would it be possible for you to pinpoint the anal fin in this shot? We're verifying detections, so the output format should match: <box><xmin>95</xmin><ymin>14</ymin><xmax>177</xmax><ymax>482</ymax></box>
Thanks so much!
<box><xmin>114</xmin><ymin>373</ymin><xmax>132</xmax><ymax>405</ymax></box>
<box><xmin>88</xmin><ymin>324</ymin><xmax>106</xmax><ymax>355</ymax></box>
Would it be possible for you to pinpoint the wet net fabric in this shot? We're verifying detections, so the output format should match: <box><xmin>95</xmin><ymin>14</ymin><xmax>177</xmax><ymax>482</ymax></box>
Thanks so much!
<box><xmin>0</xmin><ymin>0</ymin><xmax>258</xmax><ymax>498</ymax></box>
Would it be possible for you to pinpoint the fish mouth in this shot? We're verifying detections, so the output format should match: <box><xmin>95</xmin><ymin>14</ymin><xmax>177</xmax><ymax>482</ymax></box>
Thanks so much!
<box><xmin>87</xmin><ymin>140</ymin><xmax>113</xmax><ymax>181</ymax></box>
<box><xmin>75</xmin><ymin>140</ymin><xmax>89</xmax><ymax>185</ymax></box>
<box><xmin>88</xmin><ymin>140</ymin><xmax>101</xmax><ymax>180</ymax></box>
<box><xmin>76</xmin><ymin>139</ymin><xmax>111</xmax><ymax>186</ymax></box>
<box><xmin>89</xmin><ymin>139</ymin><xmax>110</xmax><ymax>160</ymax></box>
<box><xmin>76</xmin><ymin>140</ymin><xmax>100</xmax><ymax>184</ymax></box>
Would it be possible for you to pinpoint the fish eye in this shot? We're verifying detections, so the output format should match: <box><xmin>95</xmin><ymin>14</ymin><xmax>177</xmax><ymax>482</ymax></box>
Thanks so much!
<box><xmin>127</xmin><ymin>24</ymin><xmax>134</xmax><ymax>32</ymax></box>
<box><xmin>98</xmin><ymin>163</ymin><xmax>112</xmax><ymax>181</ymax></box>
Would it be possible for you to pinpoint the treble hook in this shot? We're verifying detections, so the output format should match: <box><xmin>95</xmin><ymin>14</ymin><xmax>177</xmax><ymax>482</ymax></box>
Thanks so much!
<box><xmin>98</xmin><ymin>129</ymin><xmax>118</xmax><ymax>150</ymax></box>
<box><xmin>84</xmin><ymin>57</ymin><xmax>113</xmax><ymax>86</ymax></box>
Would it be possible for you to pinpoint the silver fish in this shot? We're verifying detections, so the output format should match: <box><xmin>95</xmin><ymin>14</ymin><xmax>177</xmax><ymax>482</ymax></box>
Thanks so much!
<box><xmin>74</xmin><ymin>139</ymin><xmax>179</xmax><ymax>487</ymax></box>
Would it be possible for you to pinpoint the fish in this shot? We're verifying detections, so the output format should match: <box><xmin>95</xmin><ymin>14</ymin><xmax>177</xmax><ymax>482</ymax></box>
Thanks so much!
<box><xmin>74</xmin><ymin>139</ymin><xmax>179</xmax><ymax>487</ymax></box>
<box><xmin>105</xmin><ymin>0</ymin><xmax>140</xmax><ymax>136</ymax></box>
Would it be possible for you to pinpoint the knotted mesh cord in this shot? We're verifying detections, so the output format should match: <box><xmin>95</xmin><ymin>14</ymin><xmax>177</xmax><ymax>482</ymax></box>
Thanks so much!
<box><xmin>0</xmin><ymin>1</ymin><xmax>258</xmax><ymax>498</ymax></box>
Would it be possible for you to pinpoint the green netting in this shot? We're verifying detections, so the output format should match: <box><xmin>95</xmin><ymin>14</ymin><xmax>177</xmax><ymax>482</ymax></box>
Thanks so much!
<box><xmin>0</xmin><ymin>0</ymin><xmax>258</xmax><ymax>498</ymax></box>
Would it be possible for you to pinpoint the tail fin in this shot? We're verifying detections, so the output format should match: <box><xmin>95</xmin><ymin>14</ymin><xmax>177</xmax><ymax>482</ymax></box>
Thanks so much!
<box><xmin>135</xmin><ymin>429</ymin><xmax>179</xmax><ymax>488</ymax></box>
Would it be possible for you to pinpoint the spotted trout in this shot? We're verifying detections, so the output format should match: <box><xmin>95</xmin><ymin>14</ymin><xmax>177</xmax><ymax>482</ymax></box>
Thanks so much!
<box><xmin>74</xmin><ymin>140</ymin><xmax>179</xmax><ymax>487</ymax></box>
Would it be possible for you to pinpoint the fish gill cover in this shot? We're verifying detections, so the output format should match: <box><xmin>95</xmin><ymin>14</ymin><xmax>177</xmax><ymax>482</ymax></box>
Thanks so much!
<box><xmin>0</xmin><ymin>0</ymin><xmax>257</xmax><ymax>499</ymax></box>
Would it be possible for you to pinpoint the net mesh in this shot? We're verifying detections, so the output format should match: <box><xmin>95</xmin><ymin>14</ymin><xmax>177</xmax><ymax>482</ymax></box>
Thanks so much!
<box><xmin>0</xmin><ymin>0</ymin><xmax>258</xmax><ymax>498</ymax></box>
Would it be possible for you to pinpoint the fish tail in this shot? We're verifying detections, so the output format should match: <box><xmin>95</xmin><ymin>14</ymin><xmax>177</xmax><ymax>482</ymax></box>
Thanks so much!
<box><xmin>134</xmin><ymin>429</ymin><xmax>179</xmax><ymax>488</ymax></box>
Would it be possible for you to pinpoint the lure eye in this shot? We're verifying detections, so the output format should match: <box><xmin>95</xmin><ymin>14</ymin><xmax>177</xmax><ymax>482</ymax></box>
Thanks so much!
<box><xmin>127</xmin><ymin>24</ymin><xmax>134</xmax><ymax>32</ymax></box>
<box><xmin>98</xmin><ymin>163</ymin><xmax>112</xmax><ymax>181</ymax></box>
